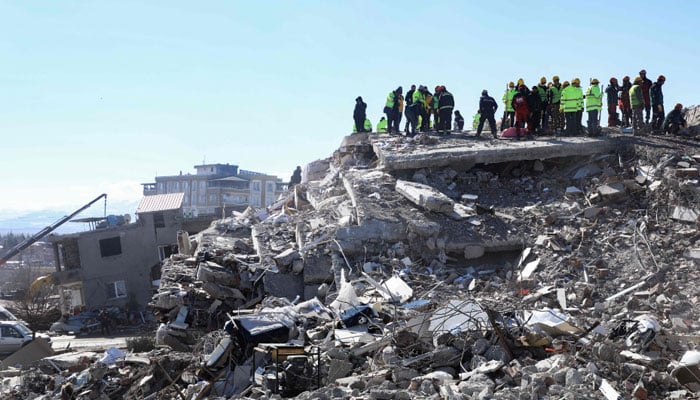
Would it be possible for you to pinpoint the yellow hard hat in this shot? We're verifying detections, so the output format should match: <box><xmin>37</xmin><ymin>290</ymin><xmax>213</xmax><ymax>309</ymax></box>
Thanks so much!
<box><xmin>517</xmin><ymin>78</ymin><xmax>524</xmax><ymax>85</ymax></box>
<box><xmin>572</xmin><ymin>78</ymin><xmax>581</xmax><ymax>85</ymax></box>
<box><xmin>591</xmin><ymin>78</ymin><xmax>599</xmax><ymax>84</ymax></box>
<box><xmin>634</xmin><ymin>76</ymin><xmax>643</xmax><ymax>83</ymax></box>
<box><xmin>553</xmin><ymin>75</ymin><xmax>560</xmax><ymax>82</ymax></box>
<box><xmin>562</xmin><ymin>81</ymin><xmax>570</xmax><ymax>87</ymax></box>
<box><xmin>540</xmin><ymin>77</ymin><xmax>546</xmax><ymax>84</ymax></box>
<box><xmin>508</xmin><ymin>81</ymin><xmax>515</xmax><ymax>88</ymax></box>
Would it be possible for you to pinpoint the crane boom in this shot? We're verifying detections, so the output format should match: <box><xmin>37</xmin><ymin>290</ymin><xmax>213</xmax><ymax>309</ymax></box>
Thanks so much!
<box><xmin>0</xmin><ymin>193</ymin><xmax>107</xmax><ymax>266</ymax></box>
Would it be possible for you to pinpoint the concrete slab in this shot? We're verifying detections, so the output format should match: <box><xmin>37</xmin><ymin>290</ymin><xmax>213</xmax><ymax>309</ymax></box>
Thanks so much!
<box><xmin>371</xmin><ymin>136</ymin><xmax>614</xmax><ymax>171</ymax></box>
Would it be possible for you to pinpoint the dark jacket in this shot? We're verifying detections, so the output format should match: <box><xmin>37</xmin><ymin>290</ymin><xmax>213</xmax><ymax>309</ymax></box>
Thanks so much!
<box><xmin>353</xmin><ymin>98</ymin><xmax>366</xmax><ymax>119</ymax></box>
<box><xmin>641</xmin><ymin>77</ymin><xmax>653</xmax><ymax>105</ymax></box>
<box><xmin>438</xmin><ymin>91</ymin><xmax>454</xmax><ymax>109</ymax></box>
<box><xmin>664</xmin><ymin>109</ymin><xmax>685</xmax><ymax>127</ymax></box>
<box><xmin>650</xmin><ymin>83</ymin><xmax>663</xmax><ymax>106</ymax></box>
<box><xmin>405</xmin><ymin>88</ymin><xmax>415</xmax><ymax>106</ymax></box>
<box><xmin>606</xmin><ymin>84</ymin><xmax>619</xmax><ymax>106</ymax></box>
<box><xmin>479</xmin><ymin>95</ymin><xmax>498</xmax><ymax>115</ymax></box>
<box><xmin>526</xmin><ymin>91</ymin><xmax>542</xmax><ymax>114</ymax></box>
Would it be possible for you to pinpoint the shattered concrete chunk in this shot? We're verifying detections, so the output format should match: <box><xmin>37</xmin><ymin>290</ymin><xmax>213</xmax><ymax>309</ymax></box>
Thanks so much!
<box><xmin>395</xmin><ymin>179</ymin><xmax>454</xmax><ymax>213</ymax></box>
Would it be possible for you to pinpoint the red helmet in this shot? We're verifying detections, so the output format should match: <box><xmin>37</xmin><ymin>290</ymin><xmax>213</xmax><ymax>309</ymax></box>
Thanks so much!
<box><xmin>610</xmin><ymin>77</ymin><xmax>618</xmax><ymax>83</ymax></box>
<box><xmin>658</xmin><ymin>75</ymin><xmax>666</xmax><ymax>81</ymax></box>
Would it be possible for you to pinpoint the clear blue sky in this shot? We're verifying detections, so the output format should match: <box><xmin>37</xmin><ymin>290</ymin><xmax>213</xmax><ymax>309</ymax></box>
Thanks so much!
<box><xmin>2</xmin><ymin>0</ymin><xmax>698</xmax><ymax>214</ymax></box>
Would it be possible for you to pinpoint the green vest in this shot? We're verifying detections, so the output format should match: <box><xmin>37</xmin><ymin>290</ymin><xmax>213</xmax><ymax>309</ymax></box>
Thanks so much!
<box><xmin>472</xmin><ymin>113</ymin><xmax>481</xmax><ymax>129</ymax></box>
<box><xmin>585</xmin><ymin>85</ymin><xmax>602</xmax><ymax>111</ymax></box>
<box><xmin>413</xmin><ymin>90</ymin><xmax>424</xmax><ymax>106</ymax></box>
<box><xmin>560</xmin><ymin>86</ymin><xmax>582</xmax><ymax>112</ymax></box>
<box><xmin>502</xmin><ymin>89</ymin><xmax>516</xmax><ymax>112</ymax></box>
<box><xmin>630</xmin><ymin>84</ymin><xmax>643</xmax><ymax>107</ymax></box>
<box><xmin>385</xmin><ymin>92</ymin><xmax>396</xmax><ymax>108</ymax></box>
<box><xmin>548</xmin><ymin>85</ymin><xmax>562</xmax><ymax>103</ymax></box>
<box><xmin>377</xmin><ymin>118</ymin><xmax>388</xmax><ymax>133</ymax></box>
<box><xmin>353</xmin><ymin>118</ymin><xmax>373</xmax><ymax>133</ymax></box>
<box><xmin>537</xmin><ymin>85</ymin><xmax>547</xmax><ymax>102</ymax></box>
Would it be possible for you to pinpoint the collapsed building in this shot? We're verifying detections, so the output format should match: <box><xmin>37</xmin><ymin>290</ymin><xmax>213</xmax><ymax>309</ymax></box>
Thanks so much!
<box><xmin>3</xmin><ymin>114</ymin><xmax>700</xmax><ymax>399</ymax></box>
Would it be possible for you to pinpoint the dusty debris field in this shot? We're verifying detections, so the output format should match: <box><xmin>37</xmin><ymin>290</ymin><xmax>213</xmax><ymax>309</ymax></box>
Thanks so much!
<box><xmin>3</xmin><ymin>129</ymin><xmax>700</xmax><ymax>399</ymax></box>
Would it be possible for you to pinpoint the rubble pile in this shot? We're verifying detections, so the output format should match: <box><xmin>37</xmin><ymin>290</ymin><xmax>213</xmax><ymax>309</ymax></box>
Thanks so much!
<box><xmin>4</xmin><ymin>130</ymin><xmax>700</xmax><ymax>399</ymax></box>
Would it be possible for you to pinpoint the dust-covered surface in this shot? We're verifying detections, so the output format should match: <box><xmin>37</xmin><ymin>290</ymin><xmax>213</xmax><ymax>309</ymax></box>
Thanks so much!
<box><xmin>3</xmin><ymin>112</ymin><xmax>700</xmax><ymax>399</ymax></box>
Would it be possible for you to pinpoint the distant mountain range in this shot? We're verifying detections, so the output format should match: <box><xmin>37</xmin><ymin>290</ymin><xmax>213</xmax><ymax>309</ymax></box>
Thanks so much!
<box><xmin>0</xmin><ymin>200</ymin><xmax>140</xmax><ymax>235</ymax></box>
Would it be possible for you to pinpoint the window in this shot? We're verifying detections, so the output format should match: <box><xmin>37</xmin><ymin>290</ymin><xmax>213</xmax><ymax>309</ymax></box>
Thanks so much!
<box><xmin>99</xmin><ymin>237</ymin><xmax>122</xmax><ymax>257</ymax></box>
<box><xmin>266</xmin><ymin>182</ymin><xmax>275</xmax><ymax>192</ymax></box>
<box><xmin>153</xmin><ymin>212</ymin><xmax>165</xmax><ymax>228</ymax></box>
<box><xmin>0</xmin><ymin>326</ymin><xmax>23</xmax><ymax>338</ymax></box>
<box><xmin>157</xmin><ymin>182</ymin><xmax>164</xmax><ymax>193</ymax></box>
<box><xmin>252</xmin><ymin>181</ymin><xmax>261</xmax><ymax>192</ymax></box>
<box><xmin>106</xmin><ymin>280</ymin><xmax>127</xmax><ymax>299</ymax></box>
<box><xmin>208</xmin><ymin>194</ymin><xmax>217</xmax><ymax>203</ymax></box>
<box><xmin>158</xmin><ymin>245</ymin><xmax>176</xmax><ymax>261</ymax></box>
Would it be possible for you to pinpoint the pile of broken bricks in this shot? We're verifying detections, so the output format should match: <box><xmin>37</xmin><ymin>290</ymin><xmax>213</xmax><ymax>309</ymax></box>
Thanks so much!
<box><xmin>3</xmin><ymin>127</ymin><xmax>700</xmax><ymax>399</ymax></box>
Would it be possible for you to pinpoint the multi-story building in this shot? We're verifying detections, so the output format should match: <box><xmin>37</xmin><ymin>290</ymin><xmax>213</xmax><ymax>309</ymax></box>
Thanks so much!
<box><xmin>142</xmin><ymin>163</ymin><xmax>285</xmax><ymax>217</ymax></box>
<box><xmin>49</xmin><ymin>193</ymin><xmax>190</xmax><ymax>313</ymax></box>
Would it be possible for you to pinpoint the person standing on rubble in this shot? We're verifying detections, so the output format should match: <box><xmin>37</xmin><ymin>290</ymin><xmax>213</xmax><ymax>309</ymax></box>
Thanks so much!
<box><xmin>663</xmin><ymin>103</ymin><xmax>686</xmax><ymax>135</ymax></box>
<box><xmin>511</xmin><ymin>84</ymin><xmax>530</xmax><ymax>139</ymax></box>
<box><xmin>476</xmin><ymin>89</ymin><xmax>498</xmax><ymax>138</ymax></box>
<box><xmin>288</xmin><ymin>166</ymin><xmax>302</xmax><ymax>187</ymax></box>
<box><xmin>527</xmin><ymin>85</ymin><xmax>542</xmax><ymax>136</ymax></box>
<box><xmin>384</xmin><ymin>87</ymin><xmax>403</xmax><ymax>134</ymax></box>
<box><xmin>98</xmin><ymin>308</ymin><xmax>112</xmax><ymax>336</ymax></box>
<box><xmin>650</xmin><ymin>75</ymin><xmax>665</xmax><ymax>133</ymax></box>
<box><xmin>353</xmin><ymin>96</ymin><xmax>367</xmax><ymax>133</ymax></box>
<box><xmin>606</xmin><ymin>77</ymin><xmax>620</xmax><ymax>127</ymax></box>
<box><xmin>501</xmin><ymin>82</ymin><xmax>516</xmax><ymax>131</ymax></box>
<box><xmin>536</xmin><ymin>77</ymin><xmax>549</xmax><ymax>134</ymax></box>
<box><xmin>560</xmin><ymin>80</ymin><xmax>579</xmax><ymax>136</ymax></box>
<box><xmin>585</xmin><ymin>78</ymin><xmax>603</xmax><ymax>136</ymax></box>
<box><xmin>404</xmin><ymin>85</ymin><xmax>416</xmax><ymax>134</ymax></box>
<box><xmin>619</xmin><ymin>76</ymin><xmax>632</xmax><ymax>127</ymax></box>
<box><xmin>422</xmin><ymin>87</ymin><xmax>433</xmax><ymax>132</ymax></box>
<box><xmin>639</xmin><ymin>69</ymin><xmax>653</xmax><ymax>124</ymax></box>
<box><xmin>630</xmin><ymin>76</ymin><xmax>645</xmax><ymax>135</ymax></box>
<box><xmin>437</xmin><ymin>85</ymin><xmax>454</xmax><ymax>134</ymax></box>
<box><xmin>454</xmin><ymin>110</ymin><xmax>465</xmax><ymax>131</ymax></box>
<box><xmin>548</xmin><ymin>76</ymin><xmax>564</xmax><ymax>135</ymax></box>
<box><xmin>571</xmin><ymin>78</ymin><xmax>584</xmax><ymax>135</ymax></box>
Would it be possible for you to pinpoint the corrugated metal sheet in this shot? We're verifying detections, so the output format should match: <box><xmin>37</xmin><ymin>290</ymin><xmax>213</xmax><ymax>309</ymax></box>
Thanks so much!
<box><xmin>136</xmin><ymin>193</ymin><xmax>184</xmax><ymax>214</ymax></box>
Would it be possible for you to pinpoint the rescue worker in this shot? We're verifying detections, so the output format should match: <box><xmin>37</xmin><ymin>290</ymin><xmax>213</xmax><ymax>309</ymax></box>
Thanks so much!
<box><xmin>511</xmin><ymin>84</ymin><xmax>530</xmax><ymax>139</ymax></box>
<box><xmin>384</xmin><ymin>87</ymin><xmax>403</xmax><ymax>134</ymax></box>
<box><xmin>472</xmin><ymin>111</ymin><xmax>480</xmax><ymax>130</ymax></box>
<box><xmin>560</xmin><ymin>80</ymin><xmax>580</xmax><ymax>136</ymax></box>
<box><xmin>289</xmin><ymin>166</ymin><xmax>302</xmax><ymax>187</ymax></box>
<box><xmin>352</xmin><ymin>118</ymin><xmax>372</xmax><ymax>133</ymax></box>
<box><xmin>413</xmin><ymin>85</ymin><xmax>427</xmax><ymax>133</ymax></box>
<box><xmin>548</xmin><ymin>76</ymin><xmax>564</xmax><ymax>134</ymax></box>
<box><xmin>639</xmin><ymin>69</ymin><xmax>653</xmax><ymax>124</ymax></box>
<box><xmin>619</xmin><ymin>76</ymin><xmax>632</xmax><ymax>127</ymax></box>
<box><xmin>663</xmin><ymin>103</ymin><xmax>686</xmax><ymax>135</ymax></box>
<box><xmin>630</xmin><ymin>76</ymin><xmax>645</xmax><ymax>135</ymax></box>
<box><xmin>585</xmin><ymin>79</ymin><xmax>603</xmax><ymax>136</ymax></box>
<box><xmin>454</xmin><ymin>110</ymin><xmax>465</xmax><ymax>131</ymax></box>
<box><xmin>353</xmin><ymin>96</ymin><xmax>367</xmax><ymax>133</ymax></box>
<box><xmin>431</xmin><ymin>86</ymin><xmax>440</xmax><ymax>130</ymax></box>
<box><xmin>377</xmin><ymin>116</ymin><xmax>388</xmax><ymax>133</ymax></box>
<box><xmin>437</xmin><ymin>86</ymin><xmax>454</xmax><ymax>134</ymax></box>
<box><xmin>404</xmin><ymin>85</ymin><xmax>416</xmax><ymax>134</ymax></box>
<box><xmin>572</xmin><ymin>78</ymin><xmax>584</xmax><ymax>135</ymax></box>
<box><xmin>501</xmin><ymin>82</ymin><xmax>516</xmax><ymax>131</ymax></box>
<box><xmin>537</xmin><ymin>77</ymin><xmax>549</xmax><ymax>133</ymax></box>
<box><xmin>421</xmin><ymin>87</ymin><xmax>433</xmax><ymax>132</ymax></box>
<box><xmin>476</xmin><ymin>89</ymin><xmax>498</xmax><ymax>138</ymax></box>
<box><xmin>650</xmin><ymin>75</ymin><xmax>665</xmax><ymax>132</ymax></box>
<box><xmin>606</xmin><ymin>78</ymin><xmax>620</xmax><ymax>127</ymax></box>
<box><xmin>527</xmin><ymin>85</ymin><xmax>542</xmax><ymax>135</ymax></box>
